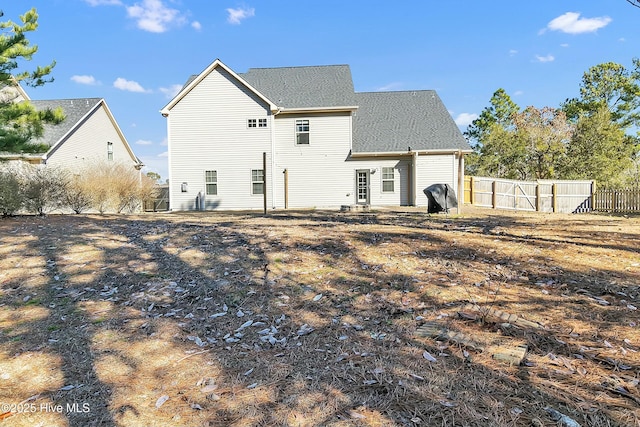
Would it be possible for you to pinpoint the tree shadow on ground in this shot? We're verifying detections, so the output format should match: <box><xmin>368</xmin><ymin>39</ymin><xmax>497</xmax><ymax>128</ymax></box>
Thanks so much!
<box><xmin>0</xmin><ymin>210</ymin><xmax>638</xmax><ymax>426</ymax></box>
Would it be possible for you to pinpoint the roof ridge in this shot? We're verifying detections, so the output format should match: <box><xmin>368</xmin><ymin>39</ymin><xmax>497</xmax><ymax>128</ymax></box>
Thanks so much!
<box><xmin>356</xmin><ymin>90</ymin><xmax>436</xmax><ymax>95</ymax></box>
<box><xmin>244</xmin><ymin>64</ymin><xmax>350</xmax><ymax>72</ymax></box>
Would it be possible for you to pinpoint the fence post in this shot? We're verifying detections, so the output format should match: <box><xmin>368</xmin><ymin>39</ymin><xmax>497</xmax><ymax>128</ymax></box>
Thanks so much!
<box><xmin>535</xmin><ymin>184</ymin><xmax>541</xmax><ymax>212</ymax></box>
<box><xmin>552</xmin><ymin>183</ymin><xmax>558</xmax><ymax>213</ymax></box>
<box><xmin>470</xmin><ymin>176</ymin><xmax>475</xmax><ymax>205</ymax></box>
<box><xmin>492</xmin><ymin>180</ymin><xmax>497</xmax><ymax>209</ymax></box>
<box><xmin>590</xmin><ymin>181</ymin><xmax>596</xmax><ymax>212</ymax></box>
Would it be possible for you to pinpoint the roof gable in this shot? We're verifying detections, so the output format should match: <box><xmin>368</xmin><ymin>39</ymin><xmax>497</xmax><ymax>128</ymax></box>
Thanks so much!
<box><xmin>161</xmin><ymin>59</ymin><xmax>277</xmax><ymax>115</ymax></box>
<box><xmin>30</xmin><ymin>98</ymin><xmax>141</xmax><ymax>165</ymax></box>
<box><xmin>352</xmin><ymin>91</ymin><xmax>470</xmax><ymax>153</ymax></box>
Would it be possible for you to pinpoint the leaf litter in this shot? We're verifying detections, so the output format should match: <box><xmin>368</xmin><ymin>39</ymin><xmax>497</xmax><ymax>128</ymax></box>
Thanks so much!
<box><xmin>0</xmin><ymin>206</ymin><xmax>638</xmax><ymax>426</ymax></box>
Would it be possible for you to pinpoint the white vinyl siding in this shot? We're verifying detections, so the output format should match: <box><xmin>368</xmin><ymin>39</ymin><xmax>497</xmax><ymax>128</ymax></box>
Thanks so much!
<box><xmin>345</xmin><ymin>160</ymin><xmax>410</xmax><ymax>206</ymax></box>
<box><xmin>45</xmin><ymin>103</ymin><xmax>138</xmax><ymax>171</ymax></box>
<box><xmin>415</xmin><ymin>154</ymin><xmax>457</xmax><ymax>207</ymax></box>
<box><xmin>167</xmin><ymin>66</ymin><xmax>272</xmax><ymax>210</ymax></box>
<box><xmin>273</xmin><ymin>112</ymin><xmax>353</xmax><ymax>209</ymax></box>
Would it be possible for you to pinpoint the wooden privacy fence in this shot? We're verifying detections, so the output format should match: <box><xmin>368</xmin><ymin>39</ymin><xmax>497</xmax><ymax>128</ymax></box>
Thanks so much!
<box><xmin>593</xmin><ymin>188</ymin><xmax>640</xmax><ymax>213</ymax></box>
<box><xmin>464</xmin><ymin>176</ymin><xmax>595</xmax><ymax>213</ymax></box>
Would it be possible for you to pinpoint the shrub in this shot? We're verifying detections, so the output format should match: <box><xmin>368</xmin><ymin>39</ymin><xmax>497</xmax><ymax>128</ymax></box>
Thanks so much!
<box><xmin>22</xmin><ymin>164</ymin><xmax>69</xmax><ymax>215</ymax></box>
<box><xmin>0</xmin><ymin>165</ymin><xmax>23</xmax><ymax>216</ymax></box>
<box><xmin>74</xmin><ymin>161</ymin><xmax>157</xmax><ymax>214</ymax></box>
<box><xmin>63</xmin><ymin>175</ymin><xmax>94</xmax><ymax>214</ymax></box>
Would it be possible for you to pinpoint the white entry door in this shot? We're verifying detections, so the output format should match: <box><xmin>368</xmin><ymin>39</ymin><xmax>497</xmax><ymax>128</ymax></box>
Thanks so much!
<box><xmin>356</xmin><ymin>170</ymin><xmax>370</xmax><ymax>204</ymax></box>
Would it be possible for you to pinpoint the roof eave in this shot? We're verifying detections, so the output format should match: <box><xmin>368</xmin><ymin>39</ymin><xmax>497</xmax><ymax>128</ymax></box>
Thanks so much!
<box><xmin>275</xmin><ymin>105</ymin><xmax>359</xmax><ymax>115</ymax></box>
<box><xmin>350</xmin><ymin>148</ymin><xmax>472</xmax><ymax>158</ymax></box>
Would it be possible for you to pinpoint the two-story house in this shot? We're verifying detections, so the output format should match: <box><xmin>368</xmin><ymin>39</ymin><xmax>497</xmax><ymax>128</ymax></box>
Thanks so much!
<box><xmin>161</xmin><ymin>59</ymin><xmax>471</xmax><ymax>211</ymax></box>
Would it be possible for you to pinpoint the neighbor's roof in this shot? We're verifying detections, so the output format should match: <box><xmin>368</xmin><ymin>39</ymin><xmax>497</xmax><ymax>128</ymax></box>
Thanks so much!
<box><xmin>352</xmin><ymin>91</ymin><xmax>470</xmax><ymax>153</ymax></box>
<box><xmin>239</xmin><ymin>65</ymin><xmax>357</xmax><ymax>109</ymax></box>
<box><xmin>30</xmin><ymin>98</ymin><xmax>103</xmax><ymax>148</ymax></box>
<box><xmin>28</xmin><ymin>98</ymin><xmax>142</xmax><ymax>165</ymax></box>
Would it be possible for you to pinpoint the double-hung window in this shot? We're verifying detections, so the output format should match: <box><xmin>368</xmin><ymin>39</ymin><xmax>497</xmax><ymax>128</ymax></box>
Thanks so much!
<box><xmin>107</xmin><ymin>142</ymin><xmax>113</xmax><ymax>161</ymax></box>
<box><xmin>251</xmin><ymin>169</ymin><xmax>264</xmax><ymax>195</ymax></box>
<box><xmin>382</xmin><ymin>167</ymin><xmax>395</xmax><ymax>192</ymax></box>
<box><xmin>295</xmin><ymin>119</ymin><xmax>309</xmax><ymax>145</ymax></box>
<box><xmin>205</xmin><ymin>170</ymin><xmax>217</xmax><ymax>195</ymax></box>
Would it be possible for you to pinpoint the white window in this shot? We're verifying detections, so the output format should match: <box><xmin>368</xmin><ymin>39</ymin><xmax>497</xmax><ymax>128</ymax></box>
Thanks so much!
<box><xmin>205</xmin><ymin>170</ymin><xmax>217</xmax><ymax>195</ymax></box>
<box><xmin>248</xmin><ymin>118</ymin><xmax>268</xmax><ymax>128</ymax></box>
<box><xmin>107</xmin><ymin>142</ymin><xmax>113</xmax><ymax>161</ymax></box>
<box><xmin>382</xmin><ymin>167</ymin><xmax>394</xmax><ymax>192</ymax></box>
<box><xmin>251</xmin><ymin>169</ymin><xmax>264</xmax><ymax>195</ymax></box>
<box><xmin>295</xmin><ymin>119</ymin><xmax>309</xmax><ymax>145</ymax></box>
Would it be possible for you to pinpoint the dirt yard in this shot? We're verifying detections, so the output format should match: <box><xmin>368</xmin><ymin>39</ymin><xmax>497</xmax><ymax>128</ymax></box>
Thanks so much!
<box><xmin>0</xmin><ymin>206</ymin><xmax>638</xmax><ymax>427</ymax></box>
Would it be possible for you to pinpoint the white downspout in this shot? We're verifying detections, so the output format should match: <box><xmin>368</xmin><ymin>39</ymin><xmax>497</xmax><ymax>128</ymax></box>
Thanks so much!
<box><xmin>270</xmin><ymin>109</ymin><xmax>279</xmax><ymax>208</ymax></box>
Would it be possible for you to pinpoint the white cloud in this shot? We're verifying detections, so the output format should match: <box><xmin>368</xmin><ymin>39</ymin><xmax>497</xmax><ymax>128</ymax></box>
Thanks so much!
<box><xmin>135</xmin><ymin>139</ymin><xmax>153</xmax><ymax>145</ymax></box>
<box><xmin>84</xmin><ymin>0</ymin><xmax>122</xmax><ymax>5</ymax></box>
<box><xmin>509</xmin><ymin>49</ymin><xmax>518</xmax><ymax>56</ymax></box>
<box><xmin>535</xmin><ymin>54</ymin><xmax>555</xmax><ymax>63</ymax></box>
<box><xmin>71</xmin><ymin>75</ymin><xmax>99</xmax><ymax>85</ymax></box>
<box><xmin>375</xmin><ymin>82</ymin><xmax>403</xmax><ymax>91</ymax></box>
<box><xmin>454</xmin><ymin>113</ymin><xmax>478</xmax><ymax>127</ymax></box>
<box><xmin>160</xmin><ymin>137</ymin><xmax>168</xmax><ymax>146</ymax></box>
<box><xmin>160</xmin><ymin>84</ymin><xmax>183</xmax><ymax>98</ymax></box>
<box><xmin>226</xmin><ymin>7</ymin><xmax>255</xmax><ymax>25</ymax></box>
<box><xmin>158</xmin><ymin>151</ymin><xmax>168</xmax><ymax>157</ymax></box>
<box><xmin>560</xmin><ymin>43</ymin><xmax>570</xmax><ymax>48</ymax></box>
<box><xmin>543</xmin><ymin>12</ymin><xmax>611</xmax><ymax>35</ymax></box>
<box><xmin>513</xmin><ymin>90</ymin><xmax>524</xmax><ymax>96</ymax></box>
<box><xmin>113</xmin><ymin>77</ymin><xmax>149</xmax><ymax>93</ymax></box>
<box><xmin>192</xmin><ymin>21</ymin><xmax>202</xmax><ymax>31</ymax></box>
<box><xmin>127</xmin><ymin>0</ymin><xmax>186</xmax><ymax>33</ymax></box>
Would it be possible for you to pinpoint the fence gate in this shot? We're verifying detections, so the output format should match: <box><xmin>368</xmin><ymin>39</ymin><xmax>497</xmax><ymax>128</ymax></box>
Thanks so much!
<box><xmin>465</xmin><ymin>176</ymin><xmax>594</xmax><ymax>213</ymax></box>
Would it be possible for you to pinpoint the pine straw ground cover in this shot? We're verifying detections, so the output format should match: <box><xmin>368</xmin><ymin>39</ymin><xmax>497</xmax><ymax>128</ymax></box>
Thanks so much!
<box><xmin>0</xmin><ymin>206</ymin><xmax>638</xmax><ymax>427</ymax></box>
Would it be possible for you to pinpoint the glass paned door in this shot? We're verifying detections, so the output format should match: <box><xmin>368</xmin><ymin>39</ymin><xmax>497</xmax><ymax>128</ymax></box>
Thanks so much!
<box><xmin>357</xmin><ymin>170</ymin><xmax>370</xmax><ymax>204</ymax></box>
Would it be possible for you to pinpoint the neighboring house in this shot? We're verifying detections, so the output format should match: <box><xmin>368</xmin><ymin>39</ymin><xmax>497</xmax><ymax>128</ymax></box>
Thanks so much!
<box><xmin>0</xmin><ymin>85</ymin><xmax>142</xmax><ymax>173</ymax></box>
<box><xmin>161</xmin><ymin>59</ymin><xmax>471</xmax><ymax>211</ymax></box>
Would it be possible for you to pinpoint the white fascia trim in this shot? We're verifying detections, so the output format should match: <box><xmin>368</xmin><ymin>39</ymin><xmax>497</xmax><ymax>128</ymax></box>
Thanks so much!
<box><xmin>350</xmin><ymin>148</ymin><xmax>472</xmax><ymax>158</ymax></box>
<box><xmin>275</xmin><ymin>106</ymin><xmax>359</xmax><ymax>115</ymax></box>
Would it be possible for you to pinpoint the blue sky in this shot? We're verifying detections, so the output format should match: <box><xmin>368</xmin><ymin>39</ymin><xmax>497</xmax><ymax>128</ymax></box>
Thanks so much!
<box><xmin>3</xmin><ymin>1</ymin><xmax>638</xmax><ymax>180</ymax></box>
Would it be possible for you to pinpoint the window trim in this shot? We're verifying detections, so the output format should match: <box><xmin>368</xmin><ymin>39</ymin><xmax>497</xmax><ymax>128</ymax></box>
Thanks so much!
<box><xmin>251</xmin><ymin>169</ymin><xmax>264</xmax><ymax>195</ymax></box>
<box><xmin>295</xmin><ymin>119</ymin><xmax>310</xmax><ymax>145</ymax></box>
<box><xmin>248</xmin><ymin>118</ymin><xmax>268</xmax><ymax>128</ymax></box>
<box><xmin>205</xmin><ymin>170</ymin><xmax>217</xmax><ymax>196</ymax></box>
<box><xmin>381</xmin><ymin>167</ymin><xmax>395</xmax><ymax>193</ymax></box>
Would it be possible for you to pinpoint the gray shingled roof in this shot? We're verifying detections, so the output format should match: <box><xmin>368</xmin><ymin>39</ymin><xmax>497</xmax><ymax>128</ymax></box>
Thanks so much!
<box><xmin>239</xmin><ymin>65</ymin><xmax>356</xmax><ymax>109</ymax></box>
<box><xmin>30</xmin><ymin>98</ymin><xmax>102</xmax><ymax>148</ymax></box>
<box><xmin>352</xmin><ymin>91</ymin><xmax>470</xmax><ymax>153</ymax></box>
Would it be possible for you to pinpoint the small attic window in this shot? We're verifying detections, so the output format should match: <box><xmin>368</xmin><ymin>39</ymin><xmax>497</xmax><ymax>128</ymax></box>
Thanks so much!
<box><xmin>107</xmin><ymin>142</ymin><xmax>113</xmax><ymax>161</ymax></box>
<box><xmin>248</xmin><ymin>118</ymin><xmax>268</xmax><ymax>128</ymax></box>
